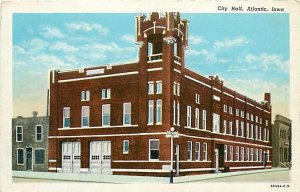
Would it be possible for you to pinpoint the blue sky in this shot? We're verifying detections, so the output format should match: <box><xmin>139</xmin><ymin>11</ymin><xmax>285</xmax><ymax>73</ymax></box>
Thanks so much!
<box><xmin>13</xmin><ymin>13</ymin><xmax>289</xmax><ymax>120</ymax></box>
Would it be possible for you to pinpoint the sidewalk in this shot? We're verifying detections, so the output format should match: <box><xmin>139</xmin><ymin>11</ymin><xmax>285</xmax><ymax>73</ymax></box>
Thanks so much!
<box><xmin>12</xmin><ymin>168</ymin><xmax>288</xmax><ymax>184</ymax></box>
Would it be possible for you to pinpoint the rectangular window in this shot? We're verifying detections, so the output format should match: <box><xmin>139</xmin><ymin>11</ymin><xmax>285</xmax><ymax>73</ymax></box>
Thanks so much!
<box><xmin>236</xmin><ymin>109</ymin><xmax>239</xmax><ymax>116</ymax></box>
<box><xmin>187</xmin><ymin>141</ymin><xmax>192</xmax><ymax>161</ymax></box>
<box><xmin>267</xmin><ymin>150</ymin><xmax>270</xmax><ymax>161</ymax></box>
<box><xmin>195</xmin><ymin>108</ymin><xmax>199</xmax><ymax>129</ymax></box>
<box><xmin>241</xmin><ymin>147</ymin><xmax>244</xmax><ymax>161</ymax></box>
<box><xmin>263</xmin><ymin>128</ymin><xmax>266</xmax><ymax>141</ymax></box>
<box><xmin>187</xmin><ymin>106</ymin><xmax>191</xmax><ymax>127</ymax></box>
<box><xmin>246</xmin><ymin>113</ymin><xmax>249</xmax><ymax>120</ymax></box>
<box><xmin>260</xmin><ymin>117</ymin><xmax>262</xmax><ymax>124</ymax></box>
<box><xmin>202</xmin><ymin>110</ymin><xmax>207</xmax><ymax>130</ymax></box>
<box><xmin>259</xmin><ymin>149</ymin><xmax>262</xmax><ymax>161</ymax></box>
<box><xmin>16</xmin><ymin>126</ymin><xmax>23</xmax><ymax>142</ymax></box>
<box><xmin>256</xmin><ymin>116</ymin><xmax>258</xmax><ymax>123</ymax></box>
<box><xmin>255</xmin><ymin>149</ymin><xmax>258</xmax><ymax>161</ymax></box>
<box><xmin>267</xmin><ymin>129</ymin><xmax>269</xmax><ymax>141</ymax></box>
<box><xmin>223</xmin><ymin>104</ymin><xmax>227</xmax><ymax>113</ymax></box>
<box><xmin>223</xmin><ymin>120</ymin><xmax>227</xmax><ymax>134</ymax></box>
<box><xmin>123</xmin><ymin>140</ymin><xmax>129</xmax><ymax>154</ymax></box>
<box><xmin>35</xmin><ymin>149</ymin><xmax>45</xmax><ymax>164</ymax></box>
<box><xmin>241</xmin><ymin>110</ymin><xmax>244</xmax><ymax>118</ymax></box>
<box><xmin>213</xmin><ymin>113</ymin><xmax>220</xmax><ymax>133</ymax></box>
<box><xmin>195</xmin><ymin>142</ymin><xmax>200</xmax><ymax>161</ymax></box>
<box><xmin>81</xmin><ymin>106</ymin><xmax>90</xmax><ymax>127</ymax></box>
<box><xmin>156</xmin><ymin>99</ymin><xmax>162</xmax><ymax>124</ymax></box>
<box><xmin>63</xmin><ymin>107</ymin><xmax>70</xmax><ymax>128</ymax></box>
<box><xmin>102</xmin><ymin>104</ymin><xmax>110</xmax><ymax>126</ymax></box>
<box><xmin>203</xmin><ymin>143</ymin><xmax>208</xmax><ymax>161</ymax></box>
<box><xmin>229</xmin><ymin>146</ymin><xmax>233</xmax><ymax>161</ymax></box>
<box><xmin>149</xmin><ymin>139</ymin><xmax>159</xmax><ymax>160</ymax></box>
<box><xmin>229</xmin><ymin>121</ymin><xmax>233</xmax><ymax>135</ymax></box>
<box><xmin>235</xmin><ymin>120</ymin><xmax>239</xmax><ymax>136</ymax></box>
<box><xmin>240</xmin><ymin>121</ymin><xmax>244</xmax><ymax>137</ymax></box>
<box><xmin>246</xmin><ymin>123</ymin><xmax>249</xmax><ymax>138</ymax></box>
<box><xmin>102</xmin><ymin>88</ymin><xmax>111</xmax><ymax>99</ymax></box>
<box><xmin>195</xmin><ymin>94</ymin><xmax>200</xmax><ymax>104</ymax></box>
<box><xmin>229</xmin><ymin>106</ymin><xmax>233</xmax><ymax>114</ymax></box>
<box><xmin>236</xmin><ymin>146</ymin><xmax>239</xmax><ymax>161</ymax></box>
<box><xmin>224</xmin><ymin>145</ymin><xmax>227</xmax><ymax>161</ymax></box>
<box><xmin>251</xmin><ymin>124</ymin><xmax>254</xmax><ymax>138</ymax></box>
<box><xmin>250</xmin><ymin>148</ymin><xmax>253</xmax><ymax>161</ymax></box>
<box><xmin>156</xmin><ymin>81</ymin><xmax>162</xmax><ymax>94</ymax></box>
<box><xmin>255</xmin><ymin>125</ymin><xmax>258</xmax><ymax>140</ymax></box>
<box><xmin>177</xmin><ymin>101</ymin><xmax>180</xmax><ymax>126</ymax></box>
<box><xmin>81</xmin><ymin>90</ymin><xmax>90</xmax><ymax>101</ymax></box>
<box><xmin>246</xmin><ymin>148</ymin><xmax>249</xmax><ymax>161</ymax></box>
<box><xmin>17</xmin><ymin>148</ymin><xmax>24</xmax><ymax>165</ymax></box>
<box><xmin>35</xmin><ymin>125</ymin><xmax>43</xmax><ymax>142</ymax></box>
<box><xmin>173</xmin><ymin>82</ymin><xmax>177</xmax><ymax>95</ymax></box>
<box><xmin>148</xmin><ymin>82</ymin><xmax>154</xmax><ymax>94</ymax></box>
<box><xmin>123</xmin><ymin>103</ymin><xmax>131</xmax><ymax>125</ymax></box>
<box><xmin>173</xmin><ymin>100</ymin><xmax>176</xmax><ymax>125</ymax></box>
<box><xmin>177</xmin><ymin>83</ymin><xmax>180</xmax><ymax>96</ymax></box>
<box><xmin>251</xmin><ymin>114</ymin><xmax>254</xmax><ymax>121</ymax></box>
<box><xmin>148</xmin><ymin>100</ymin><xmax>154</xmax><ymax>125</ymax></box>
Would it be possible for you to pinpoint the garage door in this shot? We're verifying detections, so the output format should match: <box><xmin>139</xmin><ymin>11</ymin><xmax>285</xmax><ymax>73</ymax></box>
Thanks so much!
<box><xmin>62</xmin><ymin>142</ymin><xmax>81</xmax><ymax>173</ymax></box>
<box><xmin>90</xmin><ymin>141</ymin><xmax>111</xmax><ymax>174</ymax></box>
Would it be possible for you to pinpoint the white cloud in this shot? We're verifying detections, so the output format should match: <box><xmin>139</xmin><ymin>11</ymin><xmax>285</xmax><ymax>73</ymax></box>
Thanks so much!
<box><xmin>50</xmin><ymin>42</ymin><xmax>78</xmax><ymax>52</ymax></box>
<box><xmin>26</xmin><ymin>38</ymin><xmax>48</xmax><ymax>53</ymax></box>
<box><xmin>30</xmin><ymin>54</ymin><xmax>73</xmax><ymax>68</ymax></box>
<box><xmin>13</xmin><ymin>46</ymin><xmax>26</xmax><ymax>55</ymax></box>
<box><xmin>120</xmin><ymin>34</ymin><xmax>135</xmax><ymax>43</ymax></box>
<box><xmin>41</xmin><ymin>27</ymin><xmax>65</xmax><ymax>39</ymax></box>
<box><xmin>189</xmin><ymin>35</ymin><xmax>206</xmax><ymax>45</ymax></box>
<box><xmin>187</xmin><ymin>48</ymin><xmax>228</xmax><ymax>64</ymax></box>
<box><xmin>66</xmin><ymin>22</ymin><xmax>109</xmax><ymax>36</ymax></box>
<box><xmin>214</xmin><ymin>36</ymin><xmax>249</xmax><ymax>50</ymax></box>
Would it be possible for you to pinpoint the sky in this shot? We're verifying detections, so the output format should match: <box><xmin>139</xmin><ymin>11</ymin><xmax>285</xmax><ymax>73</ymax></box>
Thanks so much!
<box><xmin>13</xmin><ymin>13</ymin><xmax>290</xmax><ymax>121</ymax></box>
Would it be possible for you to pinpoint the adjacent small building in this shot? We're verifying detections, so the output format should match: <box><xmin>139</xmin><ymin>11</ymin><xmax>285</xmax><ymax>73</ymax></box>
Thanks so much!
<box><xmin>12</xmin><ymin>111</ymin><xmax>49</xmax><ymax>172</ymax></box>
<box><xmin>272</xmin><ymin>114</ymin><xmax>291</xmax><ymax>167</ymax></box>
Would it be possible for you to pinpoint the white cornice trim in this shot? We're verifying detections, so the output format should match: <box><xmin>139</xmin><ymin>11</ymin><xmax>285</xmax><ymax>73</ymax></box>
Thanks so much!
<box><xmin>58</xmin><ymin>125</ymin><xmax>139</xmax><ymax>130</ymax></box>
<box><xmin>48</xmin><ymin>132</ymin><xmax>166</xmax><ymax>139</ymax></box>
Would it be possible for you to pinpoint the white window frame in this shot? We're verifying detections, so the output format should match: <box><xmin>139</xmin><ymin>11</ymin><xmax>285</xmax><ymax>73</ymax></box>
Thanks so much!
<box><xmin>241</xmin><ymin>110</ymin><xmax>244</xmax><ymax>118</ymax></box>
<box><xmin>35</xmin><ymin>125</ymin><xmax>43</xmax><ymax>142</ymax></box>
<box><xmin>240</xmin><ymin>121</ymin><xmax>244</xmax><ymax>137</ymax></box>
<box><xmin>255</xmin><ymin>125</ymin><xmax>258</xmax><ymax>140</ymax></box>
<box><xmin>173</xmin><ymin>100</ymin><xmax>176</xmax><ymax>125</ymax></box>
<box><xmin>251</xmin><ymin>114</ymin><xmax>254</xmax><ymax>121</ymax></box>
<box><xmin>148</xmin><ymin>100</ymin><xmax>154</xmax><ymax>125</ymax></box>
<box><xmin>148</xmin><ymin>82</ymin><xmax>154</xmax><ymax>95</ymax></box>
<box><xmin>195</xmin><ymin>108</ymin><xmax>199</xmax><ymax>129</ymax></box>
<box><xmin>101</xmin><ymin>88</ymin><xmax>111</xmax><ymax>99</ymax></box>
<box><xmin>63</xmin><ymin>107</ymin><xmax>70</xmax><ymax>128</ymax></box>
<box><xmin>187</xmin><ymin>141</ymin><xmax>192</xmax><ymax>161</ymax></box>
<box><xmin>236</xmin><ymin>109</ymin><xmax>239</xmax><ymax>117</ymax></box>
<box><xmin>246</xmin><ymin>147</ymin><xmax>249</xmax><ymax>161</ymax></box>
<box><xmin>236</xmin><ymin>146</ymin><xmax>239</xmax><ymax>161</ymax></box>
<box><xmin>187</xmin><ymin>106</ymin><xmax>191</xmax><ymax>127</ymax></box>
<box><xmin>229</xmin><ymin>146</ymin><xmax>233</xmax><ymax>161</ymax></box>
<box><xmin>223</xmin><ymin>120</ymin><xmax>227</xmax><ymax>134</ymax></box>
<box><xmin>223</xmin><ymin>104</ymin><xmax>227</xmax><ymax>113</ymax></box>
<box><xmin>250</xmin><ymin>148</ymin><xmax>254</xmax><ymax>161</ymax></box>
<box><xmin>177</xmin><ymin>83</ymin><xmax>180</xmax><ymax>96</ymax></box>
<box><xmin>81</xmin><ymin>106</ymin><xmax>90</xmax><ymax>127</ymax></box>
<box><xmin>123</xmin><ymin>102</ymin><xmax>132</xmax><ymax>125</ymax></box>
<box><xmin>16</xmin><ymin>126</ymin><xmax>23</xmax><ymax>142</ymax></box>
<box><xmin>203</xmin><ymin>143</ymin><xmax>208</xmax><ymax>161</ymax></box>
<box><xmin>213</xmin><ymin>113</ymin><xmax>220</xmax><ymax>133</ymax></box>
<box><xmin>173</xmin><ymin>82</ymin><xmax>177</xmax><ymax>95</ymax></box>
<box><xmin>177</xmin><ymin>101</ymin><xmax>180</xmax><ymax>126</ymax></box>
<box><xmin>259</xmin><ymin>149</ymin><xmax>262</xmax><ymax>161</ymax></box>
<box><xmin>229</xmin><ymin>106</ymin><xmax>233</xmax><ymax>114</ymax></box>
<box><xmin>267</xmin><ymin>150</ymin><xmax>270</xmax><ymax>161</ymax></box>
<box><xmin>255</xmin><ymin>148</ymin><xmax>258</xmax><ymax>161</ymax></box>
<box><xmin>149</xmin><ymin>139</ymin><xmax>159</xmax><ymax>161</ymax></box>
<box><xmin>235</xmin><ymin>120</ymin><xmax>239</xmax><ymax>136</ymax></box>
<box><xmin>102</xmin><ymin>104</ymin><xmax>110</xmax><ymax>126</ymax></box>
<box><xmin>229</xmin><ymin>121</ymin><xmax>233</xmax><ymax>135</ymax></box>
<box><xmin>202</xmin><ymin>110</ymin><xmax>207</xmax><ymax>130</ymax></box>
<box><xmin>246</xmin><ymin>123</ymin><xmax>249</xmax><ymax>138</ymax></box>
<box><xmin>241</xmin><ymin>147</ymin><xmax>244</xmax><ymax>161</ymax></box>
<box><xmin>123</xmin><ymin>140</ymin><xmax>129</xmax><ymax>154</ymax></box>
<box><xmin>17</xmin><ymin>148</ymin><xmax>24</xmax><ymax>165</ymax></box>
<box><xmin>224</xmin><ymin>145</ymin><xmax>228</xmax><ymax>161</ymax></box>
<box><xmin>251</xmin><ymin>124</ymin><xmax>254</xmax><ymax>138</ymax></box>
<box><xmin>259</xmin><ymin>127</ymin><xmax>262</xmax><ymax>140</ymax></box>
<box><xmin>195</xmin><ymin>142</ymin><xmax>200</xmax><ymax>161</ymax></box>
<box><xmin>246</xmin><ymin>113</ymin><xmax>249</xmax><ymax>120</ymax></box>
<box><xmin>256</xmin><ymin>116</ymin><xmax>258</xmax><ymax>123</ymax></box>
<box><xmin>156</xmin><ymin>99</ymin><xmax>162</xmax><ymax>125</ymax></box>
<box><xmin>81</xmin><ymin>90</ymin><xmax>90</xmax><ymax>101</ymax></box>
<box><xmin>156</xmin><ymin>81</ymin><xmax>162</xmax><ymax>94</ymax></box>
<box><xmin>195</xmin><ymin>93</ymin><xmax>200</xmax><ymax>104</ymax></box>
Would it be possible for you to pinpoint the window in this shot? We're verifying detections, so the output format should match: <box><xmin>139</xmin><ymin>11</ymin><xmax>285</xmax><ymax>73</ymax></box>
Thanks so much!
<box><xmin>241</xmin><ymin>147</ymin><xmax>244</xmax><ymax>161</ymax></box>
<box><xmin>102</xmin><ymin>104</ymin><xmax>110</xmax><ymax>126</ymax></box>
<box><xmin>267</xmin><ymin>150</ymin><xmax>270</xmax><ymax>161</ymax></box>
<box><xmin>35</xmin><ymin>149</ymin><xmax>45</xmax><ymax>164</ymax></box>
<box><xmin>149</xmin><ymin>139</ymin><xmax>159</xmax><ymax>160</ymax></box>
<box><xmin>229</xmin><ymin>121</ymin><xmax>233</xmax><ymax>135</ymax></box>
<box><xmin>187</xmin><ymin>106</ymin><xmax>191</xmax><ymax>127</ymax></box>
<box><xmin>195</xmin><ymin>108</ymin><xmax>199</xmax><ymax>129</ymax></box>
<box><xmin>174</xmin><ymin>42</ymin><xmax>178</xmax><ymax>56</ymax></box>
<box><xmin>202</xmin><ymin>110</ymin><xmax>207</xmax><ymax>130</ymax></box>
<box><xmin>246</xmin><ymin>123</ymin><xmax>249</xmax><ymax>138</ymax></box>
<box><xmin>236</xmin><ymin>146</ymin><xmax>239</xmax><ymax>161</ymax></box>
<box><xmin>259</xmin><ymin>127</ymin><xmax>262</xmax><ymax>140</ymax></box>
<box><xmin>250</xmin><ymin>124</ymin><xmax>254</xmax><ymax>138</ymax></box>
<box><xmin>266</xmin><ymin>129</ymin><xmax>269</xmax><ymax>141</ymax></box>
<box><xmin>17</xmin><ymin>149</ymin><xmax>24</xmax><ymax>165</ymax></box>
<box><xmin>250</xmin><ymin>148</ymin><xmax>253</xmax><ymax>161</ymax></box>
<box><xmin>156</xmin><ymin>100</ymin><xmax>162</xmax><ymax>124</ymax></box>
<box><xmin>177</xmin><ymin>102</ymin><xmax>180</xmax><ymax>126</ymax></box>
<box><xmin>213</xmin><ymin>113</ymin><xmax>220</xmax><ymax>133</ymax></box>
<box><xmin>255</xmin><ymin>125</ymin><xmax>258</xmax><ymax>140</ymax></box>
<box><xmin>236</xmin><ymin>109</ymin><xmax>239</xmax><ymax>116</ymax></box>
<box><xmin>148</xmin><ymin>82</ymin><xmax>154</xmax><ymax>94</ymax></box>
<box><xmin>156</xmin><ymin>81</ymin><xmax>162</xmax><ymax>94</ymax></box>
<box><xmin>255</xmin><ymin>116</ymin><xmax>258</xmax><ymax>123</ymax></box>
<box><xmin>81</xmin><ymin>90</ymin><xmax>90</xmax><ymax>101</ymax></box>
<box><xmin>16</xmin><ymin>126</ymin><xmax>23</xmax><ymax>142</ymax></box>
<box><xmin>263</xmin><ymin>128</ymin><xmax>266</xmax><ymax>141</ymax></box>
<box><xmin>173</xmin><ymin>100</ymin><xmax>176</xmax><ymax>125</ymax></box>
<box><xmin>229</xmin><ymin>146</ymin><xmax>233</xmax><ymax>161</ymax></box>
<box><xmin>251</xmin><ymin>114</ymin><xmax>254</xmax><ymax>121</ymax></box>
<box><xmin>195</xmin><ymin>142</ymin><xmax>200</xmax><ymax>161</ymax></box>
<box><xmin>246</xmin><ymin>113</ymin><xmax>249</xmax><ymax>120</ymax></box>
<box><xmin>241</xmin><ymin>110</ymin><xmax>244</xmax><ymax>118</ymax></box>
<box><xmin>223</xmin><ymin>104</ymin><xmax>227</xmax><ymax>113</ymax></box>
<box><xmin>177</xmin><ymin>83</ymin><xmax>180</xmax><ymax>96</ymax></box>
<box><xmin>123</xmin><ymin>103</ymin><xmax>131</xmax><ymax>125</ymax></box>
<box><xmin>173</xmin><ymin>82</ymin><xmax>177</xmax><ymax>95</ymax></box>
<box><xmin>148</xmin><ymin>100</ymin><xmax>154</xmax><ymax>125</ymax></box>
<box><xmin>148</xmin><ymin>42</ymin><xmax>153</xmax><ymax>56</ymax></box>
<box><xmin>259</xmin><ymin>149</ymin><xmax>262</xmax><ymax>161</ymax></box>
<box><xmin>195</xmin><ymin>94</ymin><xmax>200</xmax><ymax>104</ymax></box>
<box><xmin>187</xmin><ymin>141</ymin><xmax>192</xmax><ymax>161</ymax></box>
<box><xmin>203</xmin><ymin>143</ymin><xmax>208</xmax><ymax>161</ymax></box>
<box><xmin>224</xmin><ymin>145</ymin><xmax>227</xmax><ymax>161</ymax></box>
<box><xmin>81</xmin><ymin>106</ymin><xmax>90</xmax><ymax>127</ymax></box>
<box><xmin>35</xmin><ymin>125</ymin><xmax>43</xmax><ymax>142</ymax></box>
<box><xmin>246</xmin><ymin>148</ymin><xmax>249</xmax><ymax>161</ymax></box>
<box><xmin>255</xmin><ymin>149</ymin><xmax>258</xmax><ymax>161</ymax></box>
<box><xmin>63</xmin><ymin>107</ymin><xmax>70</xmax><ymax>128</ymax></box>
<box><xmin>240</xmin><ymin>121</ymin><xmax>244</xmax><ymax>137</ymax></box>
<box><xmin>223</xmin><ymin>120</ymin><xmax>227</xmax><ymax>134</ymax></box>
<box><xmin>235</xmin><ymin>120</ymin><xmax>239</xmax><ymax>136</ymax></box>
<box><xmin>123</xmin><ymin>140</ymin><xmax>129</xmax><ymax>154</ymax></box>
<box><xmin>260</xmin><ymin>117</ymin><xmax>262</xmax><ymax>124</ymax></box>
<box><xmin>102</xmin><ymin>89</ymin><xmax>111</xmax><ymax>99</ymax></box>
<box><xmin>229</xmin><ymin>106</ymin><xmax>233</xmax><ymax>114</ymax></box>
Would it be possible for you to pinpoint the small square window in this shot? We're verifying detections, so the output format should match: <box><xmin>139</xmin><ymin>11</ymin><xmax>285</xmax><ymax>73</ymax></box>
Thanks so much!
<box><xmin>102</xmin><ymin>89</ymin><xmax>111</xmax><ymax>99</ymax></box>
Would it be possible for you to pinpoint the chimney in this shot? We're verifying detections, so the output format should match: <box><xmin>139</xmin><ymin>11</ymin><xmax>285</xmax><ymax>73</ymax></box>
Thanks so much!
<box><xmin>264</xmin><ymin>93</ymin><xmax>271</xmax><ymax>104</ymax></box>
<box><xmin>33</xmin><ymin>111</ymin><xmax>38</xmax><ymax>117</ymax></box>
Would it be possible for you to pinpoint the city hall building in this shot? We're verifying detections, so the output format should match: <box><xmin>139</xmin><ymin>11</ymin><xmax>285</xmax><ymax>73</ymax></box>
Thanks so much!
<box><xmin>48</xmin><ymin>12</ymin><xmax>272</xmax><ymax>176</ymax></box>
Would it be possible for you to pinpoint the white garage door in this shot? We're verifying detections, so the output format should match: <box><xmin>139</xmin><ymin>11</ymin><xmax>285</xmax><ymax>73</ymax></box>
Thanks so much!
<box><xmin>90</xmin><ymin>141</ymin><xmax>111</xmax><ymax>174</ymax></box>
<box><xmin>62</xmin><ymin>142</ymin><xmax>81</xmax><ymax>173</ymax></box>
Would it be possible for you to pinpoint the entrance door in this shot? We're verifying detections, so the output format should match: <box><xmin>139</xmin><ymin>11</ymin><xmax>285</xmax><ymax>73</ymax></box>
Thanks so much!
<box><xmin>89</xmin><ymin>141</ymin><xmax>111</xmax><ymax>174</ymax></box>
<box><xmin>62</xmin><ymin>142</ymin><xmax>81</xmax><ymax>173</ymax></box>
<box><xmin>175</xmin><ymin>145</ymin><xmax>180</xmax><ymax>176</ymax></box>
<box><xmin>26</xmin><ymin>148</ymin><xmax>32</xmax><ymax>171</ymax></box>
<box><xmin>217</xmin><ymin>144</ymin><xmax>224</xmax><ymax>168</ymax></box>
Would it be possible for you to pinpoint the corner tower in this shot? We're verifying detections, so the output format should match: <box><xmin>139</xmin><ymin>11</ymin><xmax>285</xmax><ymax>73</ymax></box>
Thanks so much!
<box><xmin>135</xmin><ymin>12</ymin><xmax>189</xmax><ymax>130</ymax></box>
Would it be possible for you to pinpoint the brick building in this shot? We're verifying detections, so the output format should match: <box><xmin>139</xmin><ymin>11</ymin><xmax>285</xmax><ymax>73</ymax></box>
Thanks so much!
<box><xmin>48</xmin><ymin>12</ymin><xmax>272</xmax><ymax>176</ymax></box>
<box><xmin>12</xmin><ymin>112</ymin><xmax>49</xmax><ymax>172</ymax></box>
<box><xmin>272</xmin><ymin>114</ymin><xmax>291</xmax><ymax>167</ymax></box>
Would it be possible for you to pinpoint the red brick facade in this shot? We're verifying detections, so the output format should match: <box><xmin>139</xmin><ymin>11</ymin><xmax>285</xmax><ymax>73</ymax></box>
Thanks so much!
<box><xmin>48</xmin><ymin>12</ymin><xmax>272</xmax><ymax>176</ymax></box>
